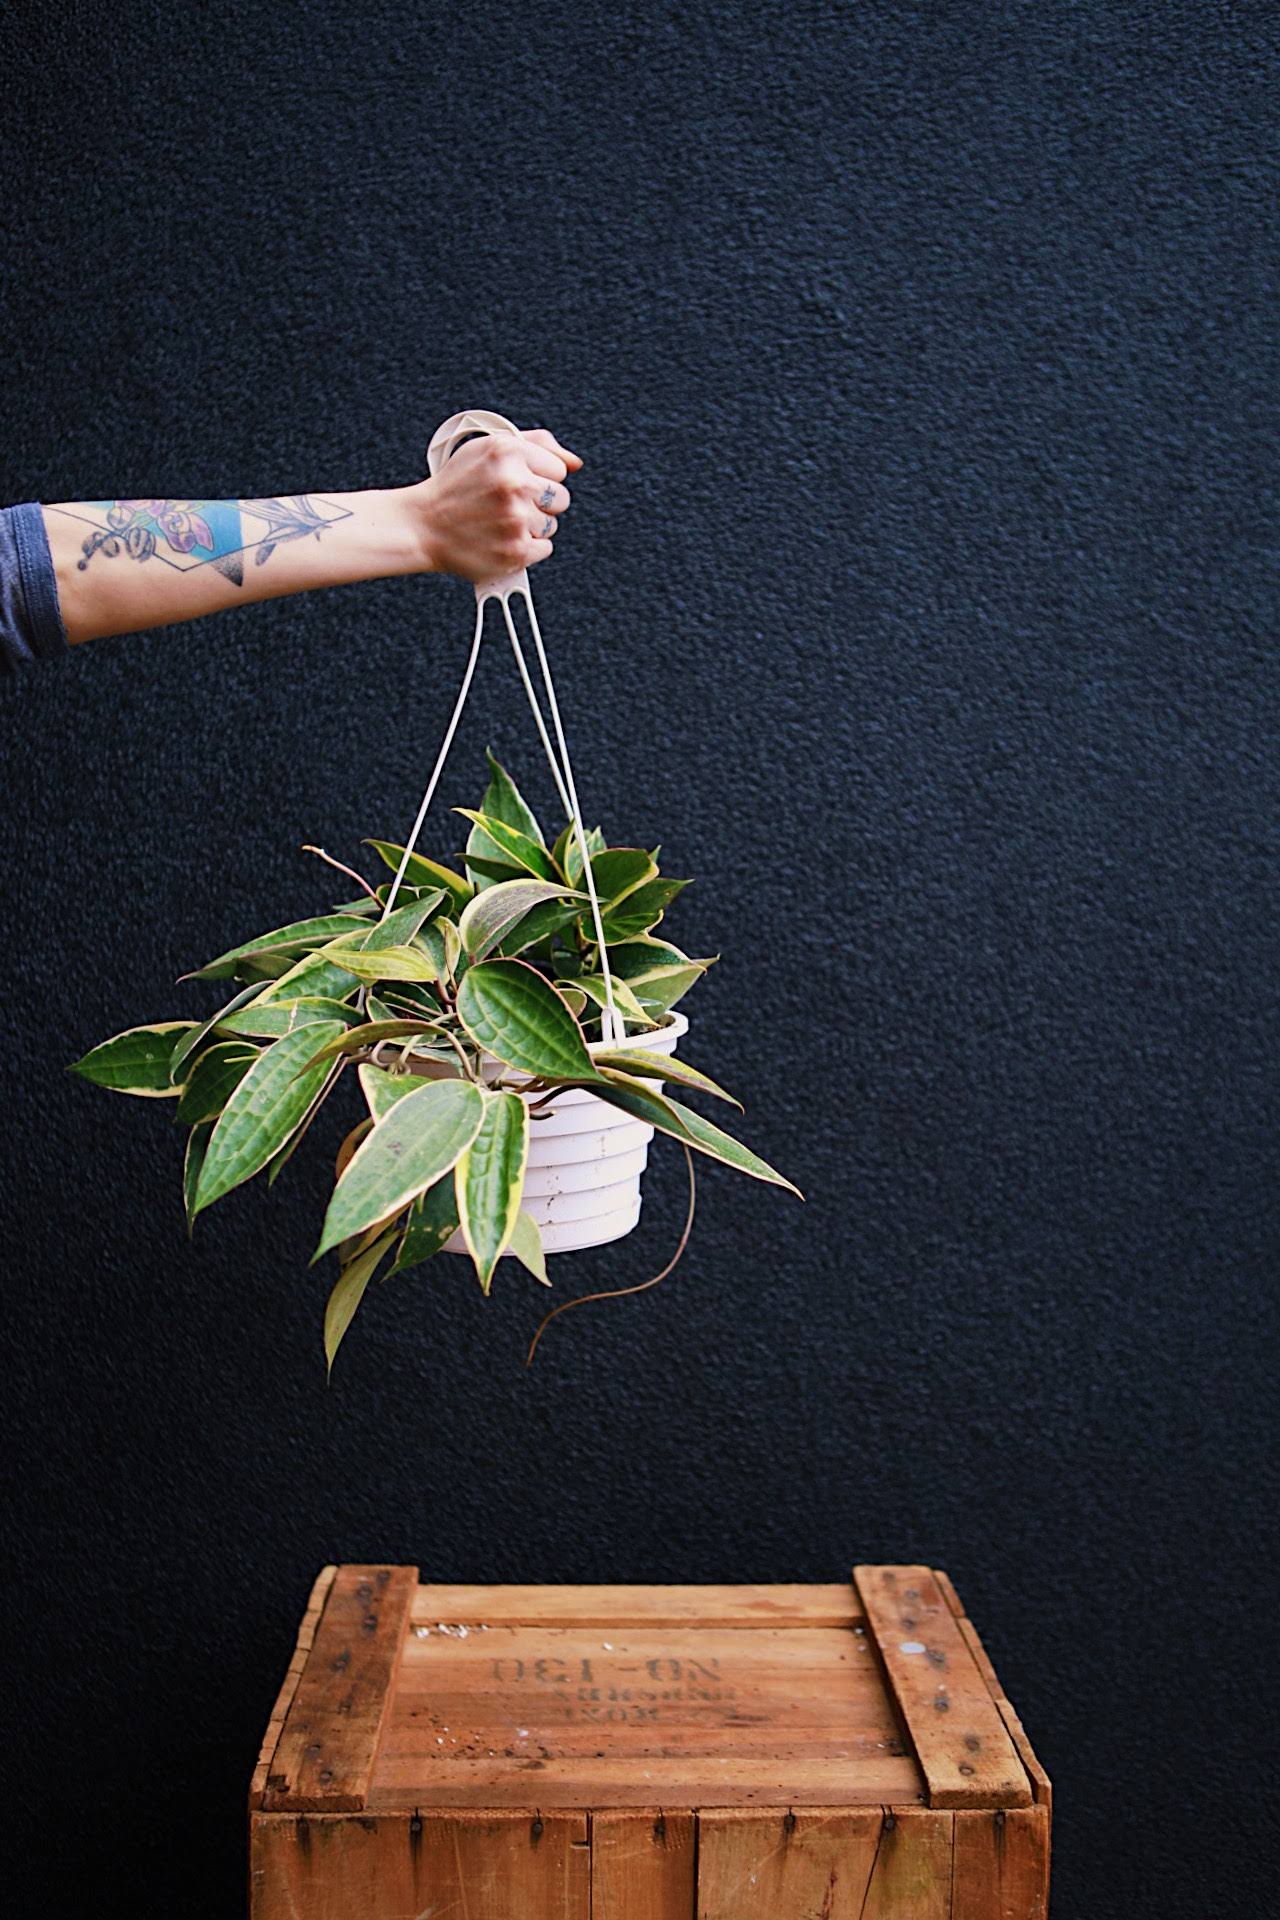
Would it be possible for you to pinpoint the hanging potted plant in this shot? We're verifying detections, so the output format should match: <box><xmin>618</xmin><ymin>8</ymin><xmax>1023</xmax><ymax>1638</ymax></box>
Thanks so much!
<box><xmin>71</xmin><ymin>751</ymin><xmax>799</xmax><ymax>1368</ymax></box>
<box><xmin>71</xmin><ymin>409</ymin><xmax>798</xmax><ymax>1367</ymax></box>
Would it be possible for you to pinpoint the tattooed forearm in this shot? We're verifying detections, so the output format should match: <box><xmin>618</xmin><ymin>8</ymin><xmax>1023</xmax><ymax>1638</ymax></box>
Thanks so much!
<box><xmin>50</xmin><ymin>495</ymin><xmax>353</xmax><ymax>587</ymax></box>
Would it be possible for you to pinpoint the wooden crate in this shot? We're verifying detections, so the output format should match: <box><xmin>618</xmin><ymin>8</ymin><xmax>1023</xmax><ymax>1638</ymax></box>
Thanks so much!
<box><xmin>249</xmin><ymin>1564</ymin><xmax>1050</xmax><ymax>1919</ymax></box>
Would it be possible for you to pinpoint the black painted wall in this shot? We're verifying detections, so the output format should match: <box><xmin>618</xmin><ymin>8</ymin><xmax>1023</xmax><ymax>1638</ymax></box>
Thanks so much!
<box><xmin>3</xmin><ymin>3</ymin><xmax>1276</xmax><ymax>1913</ymax></box>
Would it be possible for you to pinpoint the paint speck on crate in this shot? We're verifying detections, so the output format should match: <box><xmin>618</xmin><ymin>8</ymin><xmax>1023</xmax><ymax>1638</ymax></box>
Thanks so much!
<box><xmin>518</xmin><ymin>1728</ymin><xmax>529</xmax><ymax>1738</ymax></box>
<box><xmin>415</xmin><ymin>1626</ymin><xmax>430</xmax><ymax>1638</ymax></box>
<box><xmin>899</xmin><ymin>1640</ymin><xmax>927</xmax><ymax>1654</ymax></box>
<box><xmin>602</xmin><ymin>1642</ymin><xmax>614</xmax><ymax>1650</ymax></box>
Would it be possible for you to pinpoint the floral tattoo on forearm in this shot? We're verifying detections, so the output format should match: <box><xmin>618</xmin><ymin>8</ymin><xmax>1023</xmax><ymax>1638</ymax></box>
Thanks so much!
<box><xmin>50</xmin><ymin>496</ymin><xmax>352</xmax><ymax>587</ymax></box>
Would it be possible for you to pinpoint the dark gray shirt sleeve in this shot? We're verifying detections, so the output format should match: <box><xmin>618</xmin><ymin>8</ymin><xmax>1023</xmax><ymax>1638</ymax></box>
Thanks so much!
<box><xmin>1</xmin><ymin>504</ymin><xmax>69</xmax><ymax>672</ymax></box>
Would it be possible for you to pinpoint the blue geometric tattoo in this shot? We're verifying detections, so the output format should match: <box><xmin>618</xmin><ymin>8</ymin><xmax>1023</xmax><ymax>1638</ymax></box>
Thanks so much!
<box><xmin>51</xmin><ymin>496</ymin><xmax>353</xmax><ymax>587</ymax></box>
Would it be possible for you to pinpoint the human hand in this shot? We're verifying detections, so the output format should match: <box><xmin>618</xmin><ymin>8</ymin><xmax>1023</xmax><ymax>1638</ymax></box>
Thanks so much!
<box><xmin>410</xmin><ymin>426</ymin><xmax>583</xmax><ymax>582</ymax></box>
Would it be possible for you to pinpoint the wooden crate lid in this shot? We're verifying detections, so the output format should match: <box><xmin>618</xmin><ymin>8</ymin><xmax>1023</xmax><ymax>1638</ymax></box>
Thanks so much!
<box><xmin>252</xmin><ymin>1565</ymin><xmax>1042</xmax><ymax>1817</ymax></box>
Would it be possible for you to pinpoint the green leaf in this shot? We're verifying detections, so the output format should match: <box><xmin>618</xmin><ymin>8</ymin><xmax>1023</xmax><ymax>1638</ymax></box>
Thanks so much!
<box><xmin>298</xmin><ymin>1018</ymin><xmax>444</xmax><ymax>1070</ymax></box>
<box><xmin>561</xmin><ymin>974</ymin><xmax>656</xmax><ymax>1030</ymax></box>
<box><xmin>593</xmin><ymin>1073</ymin><xmax>801</xmax><ymax>1195</ymax></box>
<box><xmin>356</xmin><ymin>893</ymin><xmax>446</xmax><ymax>951</ymax></box>
<box><xmin>597</xmin><ymin>876</ymin><xmax>690</xmax><ymax>941</ymax></box>
<box><xmin>183</xmin><ymin>1122</ymin><xmax>213</xmax><ymax>1233</ymax></box>
<box><xmin>366</xmin><ymin>840</ymin><xmax>473</xmax><ymax>913</ymax></box>
<box><xmin>266</xmin><ymin>1060</ymin><xmax>343</xmax><ymax>1188</ymax></box>
<box><xmin>586</xmin><ymin>846</ymin><xmax>658</xmax><ymax>906</ymax></box>
<box><xmin>508</xmin><ymin>1208</ymin><xmax>549</xmax><ymax>1286</ymax></box>
<box><xmin>415</xmin><ymin>916</ymin><xmax>460</xmax><ymax>985</ymax></box>
<box><xmin>558</xmin><ymin>987</ymin><xmax>587</xmax><ymax>1017</ymax></box>
<box><xmin>324</xmin><ymin>1228</ymin><xmax>397</xmax><ymax>1376</ymax></box>
<box><xmin>170</xmin><ymin>980</ymin><xmax>269</xmax><ymax>1079</ymax></box>
<box><xmin>462</xmin><ymin>852</ymin><xmax>526</xmax><ymax>884</ymax></box>
<box><xmin>71</xmin><ymin>1023</ymin><xmax>197</xmax><ymax>1097</ymax></box>
<box><xmin>564</xmin><ymin>824</ymin><xmax>607</xmax><ymax>885</ymax></box>
<box><xmin>193</xmin><ymin>1019</ymin><xmax>347</xmax><ymax>1215</ymax></box>
<box><xmin>391</xmin><ymin>1175</ymin><xmax>461</xmax><ymax>1274</ymax></box>
<box><xmin>357</xmin><ymin>1061</ymin><xmax>429</xmax><ymax>1121</ymax></box>
<box><xmin>480</xmin><ymin>750</ymin><xmax>544</xmax><ymax>846</ymax></box>
<box><xmin>254</xmin><ymin>951</ymin><xmax>362</xmax><ymax>1005</ymax></box>
<box><xmin>456</xmin><ymin>959</ymin><xmax>599</xmax><ymax>1081</ymax></box>
<box><xmin>455</xmin><ymin>1090</ymin><xmax>530</xmax><ymax>1294</ymax></box>
<box><xmin>175</xmin><ymin>1040</ymin><xmax>260</xmax><ymax>1124</ymax></box>
<box><xmin>458</xmin><ymin>878</ymin><xmax>587</xmax><ymax>962</ymax></box>
<box><xmin>495</xmin><ymin>898</ymin><xmax>582</xmax><ymax>959</ymax></box>
<box><xmin>455</xmin><ymin>809</ymin><xmax>555</xmax><ymax>881</ymax></box>
<box><xmin>315</xmin><ymin>1078</ymin><xmax>485</xmax><ymax>1259</ymax></box>
<box><xmin>590</xmin><ymin>1048</ymin><xmax>741</xmax><ymax>1108</ymax></box>
<box><xmin>315</xmin><ymin>940</ymin><xmax>438</xmax><ymax>983</ymax></box>
<box><xmin>189</xmin><ymin>916</ymin><xmax>370</xmax><ymax>981</ymax></box>
<box><xmin>216</xmin><ymin>995</ymin><xmax>360</xmax><ymax>1040</ymax></box>
<box><xmin>607</xmin><ymin>936</ymin><xmax>706</xmax><ymax>982</ymax></box>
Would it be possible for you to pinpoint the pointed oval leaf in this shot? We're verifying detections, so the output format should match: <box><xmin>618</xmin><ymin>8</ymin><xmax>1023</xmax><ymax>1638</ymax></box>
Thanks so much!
<box><xmin>357</xmin><ymin>1061</ymin><xmax>429</xmax><ymax>1121</ymax></box>
<box><xmin>217</xmin><ymin>995</ymin><xmax>361</xmax><ymax>1040</ymax></box>
<box><xmin>508</xmin><ymin>1208</ymin><xmax>549</xmax><ymax>1286</ymax></box>
<box><xmin>193</xmin><ymin>1019</ymin><xmax>347</xmax><ymax>1214</ymax></box>
<box><xmin>456</xmin><ymin>959</ymin><xmax>598</xmax><ymax>1081</ymax></box>
<box><xmin>590</xmin><ymin>1048</ymin><xmax>741</xmax><ymax>1109</ymax></box>
<box><xmin>597</xmin><ymin>877</ymin><xmax>690</xmax><ymax>941</ymax></box>
<box><xmin>71</xmin><ymin>1022</ymin><xmax>197</xmax><ymax>1097</ymax></box>
<box><xmin>175</xmin><ymin>1040</ymin><xmax>260</xmax><ymax>1124</ymax></box>
<box><xmin>391</xmin><ymin>1174</ymin><xmax>461</xmax><ymax>1274</ymax></box>
<box><xmin>315</xmin><ymin>940</ymin><xmax>438</xmax><ymax>983</ymax></box>
<box><xmin>254</xmin><ymin>951</ymin><xmax>362</xmax><ymax>1006</ymax></box>
<box><xmin>366</xmin><ymin>840</ymin><xmax>473</xmax><ymax>912</ymax></box>
<box><xmin>455</xmin><ymin>809</ymin><xmax>554</xmax><ymax>881</ymax></box>
<box><xmin>356</xmin><ymin>892</ymin><xmax>446</xmax><ymax>951</ymax></box>
<box><xmin>183</xmin><ymin>1122</ymin><xmax>213</xmax><ymax>1232</ymax></box>
<box><xmin>455</xmin><ymin>1090</ymin><xmax>530</xmax><ymax>1294</ymax></box>
<box><xmin>481</xmin><ymin>750</ymin><xmax>544</xmax><ymax>846</ymax></box>
<box><xmin>315</xmin><ymin>1078</ymin><xmax>485</xmax><ymax>1259</ymax></box>
<box><xmin>594</xmin><ymin>1072</ymin><xmax>801</xmax><ymax>1196</ymax></box>
<box><xmin>564</xmin><ymin>824</ymin><xmax>607</xmax><ymax>885</ymax></box>
<box><xmin>324</xmin><ymin>1228</ymin><xmax>397</xmax><ymax>1375</ymax></box>
<box><xmin>170</xmin><ymin>980</ymin><xmax>270</xmax><ymax>1078</ymax></box>
<box><xmin>586</xmin><ymin>846</ymin><xmax>658</xmax><ymax>906</ymax></box>
<box><xmin>190</xmin><ymin>915</ymin><xmax>370</xmax><ymax>981</ymax></box>
<box><xmin>458</xmin><ymin>879</ymin><xmax>587</xmax><ymax>962</ymax></box>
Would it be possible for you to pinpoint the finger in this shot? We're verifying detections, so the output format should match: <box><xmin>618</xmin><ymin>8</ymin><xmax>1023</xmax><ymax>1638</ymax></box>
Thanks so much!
<box><xmin>524</xmin><ymin>426</ymin><xmax>583</xmax><ymax>471</ymax></box>
<box><xmin>526</xmin><ymin>534</ymin><xmax>555</xmax><ymax>567</ymax></box>
<box><xmin>529</xmin><ymin>477</ymin><xmax>571</xmax><ymax>516</ymax></box>
<box><xmin>517</xmin><ymin>438</ymin><xmax>569</xmax><ymax>485</ymax></box>
<box><xmin>525</xmin><ymin>502</ymin><xmax>560</xmax><ymax>541</ymax></box>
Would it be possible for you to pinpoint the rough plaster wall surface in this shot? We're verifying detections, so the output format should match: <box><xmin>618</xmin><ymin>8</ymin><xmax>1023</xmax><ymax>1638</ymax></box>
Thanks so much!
<box><xmin>2</xmin><ymin>4</ymin><xmax>1276</xmax><ymax>1914</ymax></box>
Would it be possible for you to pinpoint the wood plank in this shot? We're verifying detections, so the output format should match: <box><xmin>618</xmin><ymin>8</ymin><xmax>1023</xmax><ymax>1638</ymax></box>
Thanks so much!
<box><xmin>854</xmin><ymin>1566</ymin><xmax>1031</xmax><ymax>1810</ymax></box>
<box><xmin>952</xmin><ymin>1805</ymin><xmax>1051</xmax><ymax>1920</ymax></box>
<box><xmin>250</xmin><ymin>1810</ymin><xmax>589</xmax><ymax>1920</ymax></box>
<box><xmin>593</xmin><ymin>1810</ymin><xmax>697</xmax><ymax>1919</ymax></box>
<box><xmin>698</xmin><ymin>1808</ymin><xmax>955</xmax><ymax>1920</ymax></box>
<box><xmin>698</xmin><ymin>1809</ymin><xmax>880</xmax><ymax>1918</ymax></box>
<box><xmin>374</xmin><ymin>1619</ymin><xmax>920</xmax><ymax>1808</ymax></box>
<box><xmin>263</xmin><ymin>1564</ymin><xmax>418</xmax><ymax>1813</ymax></box>
<box><xmin>368</xmin><ymin>1752</ymin><xmax>923</xmax><ymax>1809</ymax></box>
<box><xmin>412</xmin><ymin>1582</ymin><xmax>862</xmax><ymax>1628</ymax></box>
<box><xmin>249</xmin><ymin>1565</ymin><xmax>337</xmax><ymax>1810</ymax></box>
<box><xmin>956</xmin><ymin>1617</ymin><xmax>1053</xmax><ymax>1814</ymax></box>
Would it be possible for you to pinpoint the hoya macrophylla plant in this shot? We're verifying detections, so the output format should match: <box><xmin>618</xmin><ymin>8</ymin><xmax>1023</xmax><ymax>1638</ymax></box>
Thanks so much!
<box><xmin>71</xmin><ymin>754</ymin><xmax>799</xmax><ymax>1370</ymax></box>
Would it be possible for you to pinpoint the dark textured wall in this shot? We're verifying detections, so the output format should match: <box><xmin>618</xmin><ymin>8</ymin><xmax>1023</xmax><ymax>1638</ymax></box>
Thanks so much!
<box><xmin>3</xmin><ymin>3</ymin><xmax>1276</xmax><ymax>1913</ymax></box>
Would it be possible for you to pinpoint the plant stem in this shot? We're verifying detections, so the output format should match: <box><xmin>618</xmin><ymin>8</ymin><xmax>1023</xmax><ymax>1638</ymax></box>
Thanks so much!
<box><xmin>525</xmin><ymin>1147</ymin><xmax>696</xmax><ymax>1365</ymax></box>
<box><xmin>301</xmin><ymin>844</ymin><xmax>378</xmax><ymax>900</ymax></box>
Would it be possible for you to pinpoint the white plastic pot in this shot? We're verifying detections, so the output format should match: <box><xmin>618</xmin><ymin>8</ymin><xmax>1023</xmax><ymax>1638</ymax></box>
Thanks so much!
<box><xmin>440</xmin><ymin>1009</ymin><xmax>689</xmax><ymax>1258</ymax></box>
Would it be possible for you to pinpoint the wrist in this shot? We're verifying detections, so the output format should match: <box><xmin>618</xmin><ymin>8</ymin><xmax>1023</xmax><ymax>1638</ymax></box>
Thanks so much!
<box><xmin>356</xmin><ymin>487</ymin><xmax>434</xmax><ymax>577</ymax></box>
<box><xmin>383</xmin><ymin>481</ymin><xmax>439</xmax><ymax>576</ymax></box>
